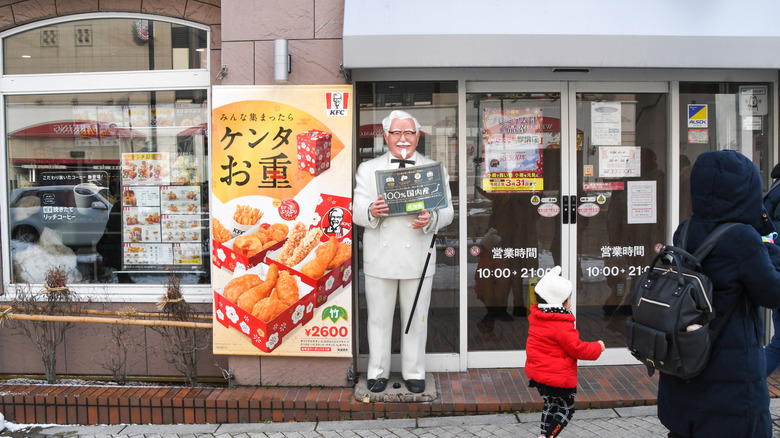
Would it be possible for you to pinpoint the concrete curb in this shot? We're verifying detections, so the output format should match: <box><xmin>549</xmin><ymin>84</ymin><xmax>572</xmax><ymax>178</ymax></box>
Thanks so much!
<box><xmin>217</xmin><ymin>421</ymin><xmax>317</xmax><ymax>433</ymax></box>
<box><xmin>27</xmin><ymin>406</ymin><xmax>661</xmax><ymax>436</ymax></box>
<box><xmin>316</xmin><ymin>417</ymin><xmax>416</xmax><ymax>431</ymax></box>
<box><xmin>118</xmin><ymin>424</ymin><xmax>220</xmax><ymax>435</ymax></box>
<box><xmin>417</xmin><ymin>413</ymin><xmax>518</xmax><ymax>428</ymax></box>
<box><xmin>39</xmin><ymin>425</ymin><xmax>129</xmax><ymax>436</ymax></box>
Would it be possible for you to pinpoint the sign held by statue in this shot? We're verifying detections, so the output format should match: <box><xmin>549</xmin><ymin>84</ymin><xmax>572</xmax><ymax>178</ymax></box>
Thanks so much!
<box><xmin>374</xmin><ymin>162</ymin><xmax>448</xmax><ymax>217</ymax></box>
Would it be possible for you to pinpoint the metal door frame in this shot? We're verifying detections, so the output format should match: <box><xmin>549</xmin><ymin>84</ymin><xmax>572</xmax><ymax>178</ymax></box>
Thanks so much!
<box><xmin>464</xmin><ymin>81</ymin><xmax>669</xmax><ymax>368</ymax></box>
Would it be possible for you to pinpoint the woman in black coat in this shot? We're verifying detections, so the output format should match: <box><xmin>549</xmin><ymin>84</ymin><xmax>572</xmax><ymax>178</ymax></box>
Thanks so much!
<box><xmin>658</xmin><ymin>150</ymin><xmax>780</xmax><ymax>437</ymax></box>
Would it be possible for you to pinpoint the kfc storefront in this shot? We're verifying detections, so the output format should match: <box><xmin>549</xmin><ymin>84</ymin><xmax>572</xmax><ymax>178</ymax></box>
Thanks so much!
<box><xmin>2</xmin><ymin>0</ymin><xmax>780</xmax><ymax>389</ymax></box>
<box><xmin>343</xmin><ymin>0</ymin><xmax>780</xmax><ymax>373</ymax></box>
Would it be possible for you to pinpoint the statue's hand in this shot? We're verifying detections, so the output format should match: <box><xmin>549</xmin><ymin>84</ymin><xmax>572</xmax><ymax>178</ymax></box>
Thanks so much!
<box><xmin>412</xmin><ymin>209</ymin><xmax>430</xmax><ymax>229</ymax></box>
<box><xmin>370</xmin><ymin>195</ymin><xmax>389</xmax><ymax>218</ymax></box>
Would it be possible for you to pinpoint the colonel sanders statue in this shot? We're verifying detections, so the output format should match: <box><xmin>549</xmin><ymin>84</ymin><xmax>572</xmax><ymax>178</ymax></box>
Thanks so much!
<box><xmin>353</xmin><ymin>110</ymin><xmax>454</xmax><ymax>394</ymax></box>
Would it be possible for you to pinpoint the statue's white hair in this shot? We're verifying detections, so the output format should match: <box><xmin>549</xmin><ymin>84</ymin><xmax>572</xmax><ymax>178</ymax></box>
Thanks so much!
<box><xmin>382</xmin><ymin>110</ymin><xmax>421</xmax><ymax>133</ymax></box>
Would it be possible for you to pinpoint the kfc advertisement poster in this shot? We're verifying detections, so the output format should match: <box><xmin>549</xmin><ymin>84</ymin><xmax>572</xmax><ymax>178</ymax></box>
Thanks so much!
<box><xmin>211</xmin><ymin>85</ymin><xmax>353</xmax><ymax>357</ymax></box>
<box><xmin>481</xmin><ymin>107</ymin><xmax>545</xmax><ymax>193</ymax></box>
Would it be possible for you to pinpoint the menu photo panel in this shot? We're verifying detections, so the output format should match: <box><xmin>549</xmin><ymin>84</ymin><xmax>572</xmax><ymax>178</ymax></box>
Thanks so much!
<box><xmin>211</xmin><ymin>85</ymin><xmax>354</xmax><ymax>357</ymax></box>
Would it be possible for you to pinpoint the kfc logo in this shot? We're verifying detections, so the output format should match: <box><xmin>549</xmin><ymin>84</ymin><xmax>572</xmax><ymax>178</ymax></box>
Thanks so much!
<box><xmin>326</xmin><ymin>92</ymin><xmax>349</xmax><ymax>116</ymax></box>
<box><xmin>320</xmin><ymin>206</ymin><xmax>352</xmax><ymax>239</ymax></box>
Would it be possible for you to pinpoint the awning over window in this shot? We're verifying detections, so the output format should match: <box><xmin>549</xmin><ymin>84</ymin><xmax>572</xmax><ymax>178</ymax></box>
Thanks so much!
<box><xmin>8</xmin><ymin>120</ymin><xmax>141</xmax><ymax>140</ymax></box>
<box><xmin>343</xmin><ymin>0</ymin><xmax>780</xmax><ymax>69</ymax></box>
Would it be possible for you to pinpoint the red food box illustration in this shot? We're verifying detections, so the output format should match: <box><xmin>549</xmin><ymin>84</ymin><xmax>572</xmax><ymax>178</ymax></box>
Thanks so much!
<box><xmin>263</xmin><ymin>214</ymin><xmax>353</xmax><ymax>308</ymax></box>
<box><xmin>214</xmin><ymin>264</ymin><xmax>315</xmax><ymax>353</ymax></box>
<box><xmin>296</xmin><ymin>129</ymin><xmax>332</xmax><ymax>176</ymax></box>
<box><xmin>268</xmin><ymin>256</ymin><xmax>351</xmax><ymax>308</ymax></box>
<box><xmin>212</xmin><ymin>225</ymin><xmax>285</xmax><ymax>272</ymax></box>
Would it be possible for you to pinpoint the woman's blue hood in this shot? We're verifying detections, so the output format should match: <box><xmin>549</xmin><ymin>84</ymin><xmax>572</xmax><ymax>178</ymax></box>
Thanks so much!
<box><xmin>690</xmin><ymin>150</ymin><xmax>764</xmax><ymax>230</ymax></box>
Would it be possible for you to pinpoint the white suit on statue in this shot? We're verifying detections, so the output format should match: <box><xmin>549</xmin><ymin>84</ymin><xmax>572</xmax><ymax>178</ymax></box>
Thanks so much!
<box><xmin>353</xmin><ymin>151</ymin><xmax>454</xmax><ymax>381</ymax></box>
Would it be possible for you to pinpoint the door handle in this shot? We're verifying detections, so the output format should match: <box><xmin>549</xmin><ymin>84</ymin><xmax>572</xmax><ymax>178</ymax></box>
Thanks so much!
<box><xmin>562</xmin><ymin>196</ymin><xmax>570</xmax><ymax>224</ymax></box>
<box><xmin>569</xmin><ymin>195</ymin><xmax>577</xmax><ymax>224</ymax></box>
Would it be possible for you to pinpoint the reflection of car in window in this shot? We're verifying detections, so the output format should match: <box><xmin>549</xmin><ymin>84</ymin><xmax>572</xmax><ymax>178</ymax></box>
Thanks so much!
<box><xmin>10</xmin><ymin>185</ymin><xmax>111</xmax><ymax>247</ymax></box>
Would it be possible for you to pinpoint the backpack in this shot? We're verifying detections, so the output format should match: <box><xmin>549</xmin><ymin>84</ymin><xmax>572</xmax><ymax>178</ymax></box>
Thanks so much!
<box><xmin>625</xmin><ymin>222</ymin><xmax>741</xmax><ymax>379</ymax></box>
<box><xmin>763</xmin><ymin>168</ymin><xmax>780</xmax><ymax>229</ymax></box>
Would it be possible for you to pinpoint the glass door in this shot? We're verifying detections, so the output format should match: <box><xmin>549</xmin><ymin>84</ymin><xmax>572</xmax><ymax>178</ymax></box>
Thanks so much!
<box><xmin>571</xmin><ymin>85</ymin><xmax>669</xmax><ymax>364</ymax></box>
<box><xmin>466</xmin><ymin>83</ymin><xmax>569</xmax><ymax>367</ymax></box>
<box><xmin>466</xmin><ymin>82</ymin><xmax>668</xmax><ymax>366</ymax></box>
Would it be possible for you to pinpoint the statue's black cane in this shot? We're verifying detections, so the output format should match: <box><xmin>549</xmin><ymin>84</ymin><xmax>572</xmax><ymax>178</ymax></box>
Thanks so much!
<box><xmin>405</xmin><ymin>197</ymin><xmax>445</xmax><ymax>335</ymax></box>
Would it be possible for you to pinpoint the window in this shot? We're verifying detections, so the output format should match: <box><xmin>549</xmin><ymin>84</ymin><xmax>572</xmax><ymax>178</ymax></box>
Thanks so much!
<box><xmin>2</xmin><ymin>16</ymin><xmax>210</xmax><ymax>287</ymax></box>
<box><xmin>4</xmin><ymin>18</ymin><xmax>207</xmax><ymax>74</ymax></box>
<box><xmin>678</xmin><ymin>82</ymin><xmax>773</xmax><ymax>220</ymax></box>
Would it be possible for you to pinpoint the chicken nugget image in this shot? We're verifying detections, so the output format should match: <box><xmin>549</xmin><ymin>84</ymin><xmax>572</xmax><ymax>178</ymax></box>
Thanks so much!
<box><xmin>273</xmin><ymin>270</ymin><xmax>300</xmax><ymax>304</ymax></box>
<box><xmin>268</xmin><ymin>223</ymin><xmax>289</xmax><ymax>242</ymax></box>
<box><xmin>254</xmin><ymin>226</ymin><xmax>271</xmax><ymax>241</ymax></box>
<box><xmin>233</xmin><ymin>233</ymin><xmax>264</xmax><ymax>258</ymax></box>
<box><xmin>327</xmin><ymin>242</ymin><xmax>353</xmax><ymax>269</ymax></box>
<box><xmin>223</xmin><ymin>274</ymin><xmax>263</xmax><ymax>303</ymax></box>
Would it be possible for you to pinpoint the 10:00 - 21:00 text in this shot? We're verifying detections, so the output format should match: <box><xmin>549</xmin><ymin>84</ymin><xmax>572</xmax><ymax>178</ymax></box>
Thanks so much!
<box><xmin>476</xmin><ymin>266</ymin><xmax>650</xmax><ymax>279</ymax></box>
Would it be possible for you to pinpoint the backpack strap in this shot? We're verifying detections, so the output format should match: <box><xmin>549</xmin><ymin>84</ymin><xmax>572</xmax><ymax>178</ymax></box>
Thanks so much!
<box><xmin>679</xmin><ymin>222</ymin><xmax>741</xmax><ymax>262</ymax></box>
<box><xmin>680</xmin><ymin>221</ymin><xmax>744</xmax><ymax>346</ymax></box>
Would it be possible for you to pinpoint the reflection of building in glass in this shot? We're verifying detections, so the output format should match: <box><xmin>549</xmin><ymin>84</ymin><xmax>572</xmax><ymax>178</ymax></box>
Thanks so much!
<box><xmin>4</xmin><ymin>18</ymin><xmax>207</xmax><ymax>74</ymax></box>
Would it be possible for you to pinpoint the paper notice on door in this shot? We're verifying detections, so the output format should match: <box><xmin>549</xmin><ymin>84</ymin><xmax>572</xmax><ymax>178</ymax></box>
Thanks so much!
<box><xmin>591</xmin><ymin>102</ymin><xmax>622</xmax><ymax>145</ymax></box>
<box><xmin>598</xmin><ymin>146</ymin><xmax>641</xmax><ymax>178</ymax></box>
<box><xmin>627</xmin><ymin>180</ymin><xmax>657</xmax><ymax>224</ymax></box>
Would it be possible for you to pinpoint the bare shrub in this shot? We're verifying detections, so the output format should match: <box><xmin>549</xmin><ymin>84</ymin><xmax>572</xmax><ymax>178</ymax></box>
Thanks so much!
<box><xmin>9</xmin><ymin>266</ymin><xmax>81</xmax><ymax>383</ymax></box>
<box><xmin>150</xmin><ymin>274</ymin><xmax>211</xmax><ymax>386</ymax></box>
<box><xmin>98</xmin><ymin>306</ymin><xmax>140</xmax><ymax>385</ymax></box>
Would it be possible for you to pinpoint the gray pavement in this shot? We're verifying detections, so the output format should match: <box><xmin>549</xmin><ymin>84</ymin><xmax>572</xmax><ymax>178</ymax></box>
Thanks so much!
<box><xmin>3</xmin><ymin>400</ymin><xmax>780</xmax><ymax>437</ymax></box>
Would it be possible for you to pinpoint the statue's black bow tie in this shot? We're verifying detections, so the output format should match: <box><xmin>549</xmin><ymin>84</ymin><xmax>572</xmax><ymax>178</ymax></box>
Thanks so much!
<box><xmin>391</xmin><ymin>158</ymin><xmax>415</xmax><ymax>168</ymax></box>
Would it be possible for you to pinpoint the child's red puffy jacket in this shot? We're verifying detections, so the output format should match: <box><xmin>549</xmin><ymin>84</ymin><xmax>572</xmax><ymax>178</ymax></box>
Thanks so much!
<box><xmin>525</xmin><ymin>305</ymin><xmax>603</xmax><ymax>389</ymax></box>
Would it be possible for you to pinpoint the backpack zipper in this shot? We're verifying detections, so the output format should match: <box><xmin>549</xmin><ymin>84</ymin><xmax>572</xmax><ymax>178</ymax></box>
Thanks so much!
<box><xmin>650</xmin><ymin>266</ymin><xmax>713</xmax><ymax>312</ymax></box>
<box><xmin>638</xmin><ymin>297</ymin><xmax>670</xmax><ymax>307</ymax></box>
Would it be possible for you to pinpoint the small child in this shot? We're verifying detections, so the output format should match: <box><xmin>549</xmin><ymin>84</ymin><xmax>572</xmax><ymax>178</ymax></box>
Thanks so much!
<box><xmin>525</xmin><ymin>266</ymin><xmax>605</xmax><ymax>438</ymax></box>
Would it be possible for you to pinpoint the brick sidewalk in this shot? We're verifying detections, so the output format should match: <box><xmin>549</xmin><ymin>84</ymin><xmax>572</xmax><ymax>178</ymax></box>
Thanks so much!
<box><xmin>7</xmin><ymin>363</ymin><xmax>780</xmax><ymax>427</ymax></box>
<box><xmin>9</xmin><ymin>364</ymin><xmax>780</xmax><ymax>426</ymax></box>
<box><xmin>0</xmin><ymin>365</ymin><xmax>665</xmax><ymax>426</ymax></box>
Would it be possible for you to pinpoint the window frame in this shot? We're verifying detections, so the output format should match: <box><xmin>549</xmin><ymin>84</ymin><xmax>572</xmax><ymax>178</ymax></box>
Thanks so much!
<box><xmin>0</xmin><ymin>13</ymin><xmax>212</xmax><ymax>303</ymax></box>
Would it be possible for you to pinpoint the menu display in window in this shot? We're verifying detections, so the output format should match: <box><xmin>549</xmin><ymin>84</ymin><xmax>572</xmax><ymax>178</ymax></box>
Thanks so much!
<box><xmin>123</xmin><ymin>243</ymin><xmax>174</xmax><ymax>266</ymax></box>
<box><xmin>121</xmin><ymin>152</ymin><xmax>170</xmax><ymax>185</ymax></box>
<box><xmin>120</xmin><ymin>152</ymin><xmax>205</xmax><ymax>271</ymax></box>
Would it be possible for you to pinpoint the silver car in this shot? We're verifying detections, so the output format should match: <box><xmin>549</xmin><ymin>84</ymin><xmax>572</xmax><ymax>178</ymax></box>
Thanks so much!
<box><xmin>9</xmin><ymin>184</ymin><xmax>111</xmax><ymax>247</ymax></box>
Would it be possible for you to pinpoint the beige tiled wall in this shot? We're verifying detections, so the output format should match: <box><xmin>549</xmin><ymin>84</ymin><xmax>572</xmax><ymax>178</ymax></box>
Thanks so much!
<box><xmin>220</xmin><ymin>0</ymin><xmax>346</xmax><ymax>86</ymax></box>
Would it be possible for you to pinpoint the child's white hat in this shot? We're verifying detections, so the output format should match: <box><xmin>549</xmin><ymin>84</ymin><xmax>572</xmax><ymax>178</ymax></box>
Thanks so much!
<box><xmin>535</xmin><ymin>265</ymin><xmax>572</xmax><ymax>308</ymax></box>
